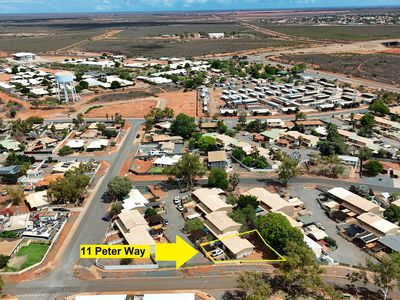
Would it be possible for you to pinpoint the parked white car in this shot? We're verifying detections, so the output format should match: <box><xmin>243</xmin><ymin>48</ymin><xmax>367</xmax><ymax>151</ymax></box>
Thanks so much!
<box><xmin>211</xmin><ymin>248</ymin><xmax>224</xmax><ymax>257</ymax></box>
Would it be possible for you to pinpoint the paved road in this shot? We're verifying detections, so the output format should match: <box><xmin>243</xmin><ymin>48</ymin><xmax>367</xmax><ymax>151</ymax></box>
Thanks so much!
<box><xmin>32</xmin><ymin>119</ymin><xmax>142</xmax><ymax>289</ymax></box>
<box><xmin>5</xmin><ymin>172</ymin><xmax>400</xmax><ymax>299</ymax></box>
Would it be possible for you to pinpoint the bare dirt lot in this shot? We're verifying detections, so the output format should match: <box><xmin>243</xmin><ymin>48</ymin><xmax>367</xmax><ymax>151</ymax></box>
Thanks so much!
<box><xmin>0</xmin><ymin>14</ymin><xmax>296</xmax><ymax>57</ymax></box>
<box><xmin>85</xmin><ymin>99</ymin><xmax>157</xmax><ymax>118</ymax></box>
<box><xmin>260</xmin><ymin>25</ymin><xmax>400</xmax><ymax>42</ymax></box>
<box><xmin>282</xmin><ymin>53</ymin><xmax>400</xmax><ymax>85</ymax></box>
<box><xmin>161</xmin><ymin>90</ymin><xmax>197</xmax><ymax>117</ymax></box>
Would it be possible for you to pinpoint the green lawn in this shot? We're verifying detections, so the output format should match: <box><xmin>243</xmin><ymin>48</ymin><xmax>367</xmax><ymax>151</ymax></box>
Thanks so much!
<box><xmin>16</xmin><ymin>243</ymin><xmax>49</xmax><ymax>270</ymax></box>
<box><xmin>149</xmin><ymin>166</ymin><xmax>164</xmax><ymax>174</ymax></box>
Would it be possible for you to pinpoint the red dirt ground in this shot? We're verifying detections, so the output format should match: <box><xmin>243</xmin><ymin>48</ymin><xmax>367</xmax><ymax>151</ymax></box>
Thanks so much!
<box><xmin>162</xmin><ymin>90</ymin><xmax>197</xmax><ymax>117</ymax></box>
<box><xmin>85</xmin><ymin>100</ymin><xmax>157</xmax><ymax>118</ymax></box>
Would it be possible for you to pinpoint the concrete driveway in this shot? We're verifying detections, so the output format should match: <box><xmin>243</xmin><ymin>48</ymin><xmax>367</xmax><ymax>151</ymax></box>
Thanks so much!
<box><xmin>160</xmin><ymin>189</ymin><xmax>210</xmax><ymax>267</ymax></box>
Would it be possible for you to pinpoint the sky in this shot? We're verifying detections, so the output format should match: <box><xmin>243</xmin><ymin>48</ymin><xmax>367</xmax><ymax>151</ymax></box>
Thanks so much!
<box><xmin>0</xmin><ymin>0</ymin><xmax>399</xmax><ymax>14</ymax></box>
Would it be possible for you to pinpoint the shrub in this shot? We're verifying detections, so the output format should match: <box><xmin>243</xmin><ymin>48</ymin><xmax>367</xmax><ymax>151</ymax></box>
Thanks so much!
<box><xmin>58</xmin><ymin>146</ymin><xmax>74</xmax><ymax>156</ymax></box>
<box><xmin>120</xmin><ymin>258</ymin><xmax>132</xmax><ymax>265</ymax></box>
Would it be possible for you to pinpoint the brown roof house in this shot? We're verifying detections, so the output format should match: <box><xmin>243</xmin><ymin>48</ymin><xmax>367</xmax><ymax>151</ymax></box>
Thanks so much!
<box><xmin>207</xmin><ymin>150</ymin><xmax>229</xmax><ymax>170</ymax></box>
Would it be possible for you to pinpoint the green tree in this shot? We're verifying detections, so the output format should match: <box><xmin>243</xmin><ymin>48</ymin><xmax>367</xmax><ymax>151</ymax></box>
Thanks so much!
<box><xmin>184</xmin><ymin>218</ymin><xmax>204</xmax><ymax>233</ymax></box>
<box><xmin>230</xmin><ymin>205</ymin><xmax>257</xmax><ymax>232</ymax></box>
<box><xmin>72</xmin><ymin>113</ymin><xmax>85</xmax><ymax>129</ymax></box>
<box><xmin>276</xmin><ymin>241</ymin><xmax>324</xmax><ymax>293</ymax></box>
<box><xmin>0</xmin><ymin>254</ymin><xmax>10</xmax><ymax>269</ymax></box>
<box><xmin>164</xmin><ymin>153</ymin><xmax>206</xmax><ymax>189</ymax></box>
<box><xmin>226</xmin><ymin>193</ymin><xmax>238</xmax><ymax>205</ymax></box>
<box><xmin>6</xmin><ymin>186</ymin><xmax>25</xmax><ymax>206</ymax></box>
<box><xmin>295</xmin><ymin>111</ymin><xmax>306</xmax><ymax>121</ymax></box>
<box><xmin>109</xmin><ymin>201</ymin><xmax>123</xmax><ymax>216</ymax></box>
<box><xmin>231</xmin><ymin>147</ymin><xmax>246</xmax><ymax>161</ymax></box>
<box><xmin>346</xmin><ymin>269</ymin><xmax>369</xmax><ymax>297</ymax></box>
<box><xmin>277</xmin><ymin>156</ymin><xmax>299</xmax><ymax>186</ymax></box>
<box><xmin>229</xmin><ymin>173</ymin><xmax>240</xmax><ymax>191</ymax></box>
<box><xmin>96</xmin><ymin>123</ymin><xmax>107</xmax><ymax>133</ymax></box>
<box><xmin>364</xmin><ymin>160</ymin><xmax>384</xmax><ymax>176</ymax></box>
<box><xmin>107</xmin><ymin>176</ymin><xmax>133</xmax><ymax>200</ymax></box>
<box><xmin>237</xmin><ymin>195</ymin><xmax>258</xmax><ymax>210</ymax></box>
<box><xmin>370</xmin><ymin>99</ymin><xmax>390</xmax><ymax>116</ymax></box>
<box><xmin>317</xmin><ymin>123</ymin><xmax>348</xmax><ymax>156</ymax></box>
<box><xmin>79</xmin><ymin>81</ymin><xmax>89</xmax><ymax>89</ymax></box>
<box><xmin>48</xmin><ymin>166</ymin><xmax>90</xmax><ymax>204</ymax></box>
<box><xmin>359</xmin><ymin>113</ymin><xmax>375</xmax><ymax>137</ymax></box>
<box><xmin>389</xmin><ymin>192</ymin><xmax>400</xmax><ymax>202</ymax></box>
<box><xmin>208</xmin><ymin>168</ymin><xmax>229</xmax><ymax>190</ymax></box>
<box><xmin>11</xmin><ymin>65</ymin><xmax>18</xmax><ymax>74</ymax></box>
<box><xmin>383</xmin><ymin>204</ymin><xmax>400</xmax><ymax>223</ymax></box>
<box><xmin>170</xmin><ymin>113</ymin><xmax>197</xmax><ymax>139</ymax></box>
<box><xmin>144</xmin><ymin>208</ymin><xmax>158</xmax><ymax>218</ymax></box>
<box><xmin>238</xmin><ymin>111</ymin><xmax>247</xmax><ymax>126</ymax></box>
<box><xmin>237</xmin><ymin>271</ymin><xmax>272</xmax><ymax>300</ymax></box>
<box><xmin>196</xmin><ymin>136</ymin><xmax>216</xmax><ymax>152</ymax></box>
<box><xmin>110</xmin><ymin>81</ymin><xmax>121</xmax><ymax>89</ymax></box>
<box><xmin>358</xmin><ymin>146</ymin><xmax>373</xmax><ymax>178</ymax></box>
<box><xmin>257</xmin><ymin>212</ymin><xmax>304</xmax><ymax>255</ymax></box>
<box><xmin>58</xmin><ymin>145</ymin><xmax>74</xmax><ymax>156</ymax></box>
<box><xmin>366</xmin><ymin>253</ymin><xmax>400</xmax><ymax>300</ymax></box>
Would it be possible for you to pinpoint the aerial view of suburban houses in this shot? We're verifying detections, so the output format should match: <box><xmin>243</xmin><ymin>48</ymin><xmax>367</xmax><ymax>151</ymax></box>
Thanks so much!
<box><xmin>0</xmin><ymin>1</ymin><xmax>400</xmax><ymax>300</ymax></box>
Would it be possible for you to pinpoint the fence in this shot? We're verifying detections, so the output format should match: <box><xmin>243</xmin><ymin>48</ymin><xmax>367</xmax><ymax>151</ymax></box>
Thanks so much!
<box><xmin>230</xmin><ymin>155</ymin><xmax>274</xmax><ymax>173</ymax></box>
<box><xmin>96</xmin><ymin>260</ymin><xmax>159</xmax><ymax>271</ymax></box>
<box><xmin>0</xmin><ymin>218</ymin><xmax>68</xmax><ymax>275</ymax></box>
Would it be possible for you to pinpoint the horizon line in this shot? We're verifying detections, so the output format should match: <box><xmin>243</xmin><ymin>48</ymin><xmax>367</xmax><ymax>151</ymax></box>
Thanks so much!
<box><xmin>0</xmin><ymin>5</ymin><xmax>400</xmax><ymax>16</ymax></box>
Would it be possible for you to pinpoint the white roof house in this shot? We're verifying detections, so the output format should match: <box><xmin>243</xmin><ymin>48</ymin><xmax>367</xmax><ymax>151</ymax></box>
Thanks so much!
<box><xmin>357</xmin><ymin>213</ymin><xmax>400</xmax><ymax>237</ymax></box>
<box><xmin>25</xmin><ymin>190</ymin><xmax>50</xmax><ymax>210</ymax></box>
<box><xmin>122</xmin><ymin>189</ymin><xmax>149</xmax><ymax>212</ymax></box>
<box><xmin>142</xmin><ymin>293</ymin><xmax>196</xmax><ymax>300</ymax></box>
<box><xmin>122</xmin><ymin>228</ymin><xmax>155</xmax><ymax>248</ymax></box>
<box><xmin>192</xmin><ymin>188</ymin><xmax>232</xmax><ymax>214</ymax></box>
<box><xmin>66</xmin><ymin>139</ymin><xmax>85</xmax><ymax>149</ymax></box>
<box><xmin>74</xmin><ymin>295</ymin><xmax>127</xmax><ymax>300</ymax></box>
<box><xmin>208</xmin><ymin>33</ymin><xmax>225</xmax><ymax>39</ymax></box>
<box><xmin>5</xmin><ymin>213</ymin><xmax>30</xmax><ymax>231</ymax></box>
<box><xmin>0</xmin><ymin>139</ymin><xmax>21</xmax><ymax>151</ymax></box>
<box><xmin>327</xmin><ymin>187</ymin><xmax>383</xmax><ymax>215</ymax></box>
<box><xmin>86</xmin><ymin>139</ymin><xmax>109</xmax><ymax>150</ymax></box>
<box><xmin>31</xmin><ymin>88</ymin><xmax>49</xmax><ymax>96</ymax></box>
<box><xmin>52</xmin><ymin>161</ymin><xmax>81</xmax><ymax>174</ymax></box>
<box><xmin>304</xmin><ymin>235</ymin><xmax>322</xmax><ymax>258</ymax></box>
<box><xmin>153</xmin><ymin>155</ymin><xmax>181</xmax><ymax>167</ymax></box>
<box><xmin>0</xmin><ymin>82</ymin><xmax>15</xmax><ymax>89</ymax></box>
<box><xmin>244</xmin><ymin>187</ymin><xmax>295</xmax><ymax>217</ymax></box>
<box><xmin>116</xmin><ymin>210</ymin><xmax>149</xmax><ymax>233</ymax></box>
<box><xmin>105</xmin><ymin>76</ymin><xmax>133</xmax><ymax>87</ymax></box>
<box><xmin>82</xmin><ymin>78</ymin><xmax>110</xmax><ymax>88</ymax></box>
<box><xmin>13</xmin><ymin>52</ymin><xmax>36</xmax><ymax>61</ymax></box>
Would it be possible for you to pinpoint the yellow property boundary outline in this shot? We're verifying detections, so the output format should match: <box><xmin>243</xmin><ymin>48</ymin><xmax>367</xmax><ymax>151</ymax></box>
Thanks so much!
<box><xmin>199</xmin><ymin>229</ymin><xmax>286</xmax><ymax>264</ymax></box>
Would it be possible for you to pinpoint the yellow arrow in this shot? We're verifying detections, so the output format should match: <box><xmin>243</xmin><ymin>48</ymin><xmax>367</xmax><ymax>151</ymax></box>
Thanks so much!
<box><xmin>155</xmin><ymin>236</ymin><xmax>198</xmax><ymax>269</ymax></box>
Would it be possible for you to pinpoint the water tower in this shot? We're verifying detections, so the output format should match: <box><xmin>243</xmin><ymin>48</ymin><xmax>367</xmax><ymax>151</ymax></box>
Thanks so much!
<box><xmin>55</xmin><ymin>72</ymin><xmax>78</xmax><ymax>103</ymax></box>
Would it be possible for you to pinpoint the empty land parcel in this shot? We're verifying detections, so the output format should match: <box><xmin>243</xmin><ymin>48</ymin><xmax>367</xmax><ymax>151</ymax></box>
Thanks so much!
<box><xmin>0</xmin><ymin>17</ymin><xmax>297</xmax><ymax>56</ymax></box>
<box><xmin>81</xmin><ymin>37</ymin><xmax>295</xmax><ymax>57</ymax></box>
<box><xmin>282</xmin><ymin>53</ymin><xmax>400</xmax><ymax>85</ymax></box>
<box><xmin>259</xmin><ymin>25</ymin><xmax>400</xmax><ymax>41</ymax></box>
